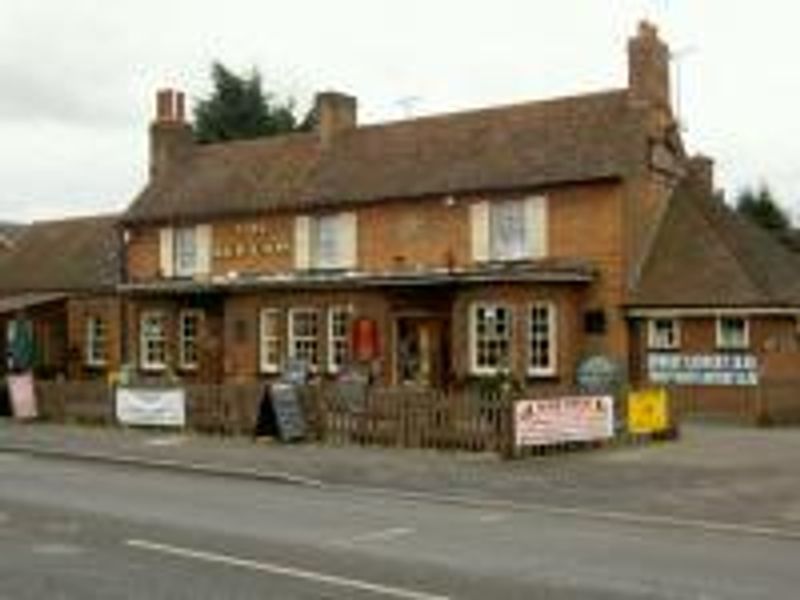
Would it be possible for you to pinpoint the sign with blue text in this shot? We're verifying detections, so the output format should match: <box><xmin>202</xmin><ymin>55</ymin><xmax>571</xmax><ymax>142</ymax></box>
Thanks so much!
<box><xmin>647</xmin><ymin>353</ymin><xmax>758</xmax><ymax>386</ymax></box>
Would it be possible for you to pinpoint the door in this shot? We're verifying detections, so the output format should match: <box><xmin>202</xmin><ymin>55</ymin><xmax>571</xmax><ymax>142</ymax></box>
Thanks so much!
<box><xmin>395</xmin><ymin>317</ymin><xmax>449</xmax><ymax>387</ymax></box>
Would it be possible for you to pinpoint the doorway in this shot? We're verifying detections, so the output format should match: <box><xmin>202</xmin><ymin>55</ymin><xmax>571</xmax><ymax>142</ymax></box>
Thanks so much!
<box><xmin>394</xmin><ymin>316</ymin><xmax>450</xmax><ymax>387</ymax></box>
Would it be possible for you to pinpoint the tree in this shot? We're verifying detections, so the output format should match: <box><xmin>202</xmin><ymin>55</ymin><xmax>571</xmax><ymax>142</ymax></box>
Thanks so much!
<box><xmin>735</xmin><ymin>184</ymin><xmax>791</xmax><ymax>234</ymax></box>
<box><xmin>193</xmin><ymin>62</ymin><xmax>310</xmax><ymax>143</ymax></box>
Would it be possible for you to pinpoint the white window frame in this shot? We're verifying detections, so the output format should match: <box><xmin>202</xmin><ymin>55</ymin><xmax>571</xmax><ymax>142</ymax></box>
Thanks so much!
<box><xmin>469</xmin><ymin>303</ymin><xmax>513</xmax><ymax>376</ymax></box>
<box><xmin>528</xmin><ymin>302</ymin><xmax>557</xmax><ymax>377</ymax></box>
<box><xmin>328</xmin><ymin>306</ymin><xmax>353</xmax><ymax>374</ymax></box>
<box><xmin>647</xmin><ymin>318</ymin><xmax>681</xmax><ymax>350</ymax></box>
<box><xmin>716</xmin><ymin>316</ymin><xmax>749</xmax><ymax>350</ymax></box>
<box><xmin>178</xmin><ymin>310</ymin><xmax>202</xmax><ymax>371</ymax></box>
<box><xmin>259</xmin><ymin>308</ymin><xmax>282</xmax><ymax>374</ymax></box>
<box><xmin>173</xmin><ymin>226</ymin><xmax>198</xmax><ymax>277</ymax></box>
<box><xmin>288</xmin><ymin>308</ymin><xmax>320</xmax><ymax>372</ymax></box>
<box><xmin>140</xmin><ymin>311</ymin><xmax>167</xmax><ymax>372</ymax></box>
<box><xmin>489</xmin><ymin>200</ymin><xmax>527</xmax><ymax>262</ymax></box>
<box><xmin>305</xmin><ymin>212</ymin><xmax>357</xmax><ymax>271</ymax></box>
<box><xmin>85</xmin><ymin>316</ymin><xmax>108</xmax><ymax>368</ymax></box>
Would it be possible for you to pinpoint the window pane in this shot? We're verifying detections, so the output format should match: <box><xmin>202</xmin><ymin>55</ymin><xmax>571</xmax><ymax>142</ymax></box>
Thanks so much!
<box><xmin>329</xmin><ymin>307</ymin><xmax>351</xmax><ymax>372</ymax></box>
<box><xmin>490</xmin><ymin>201</ymin><xmax>526</xmax><ymax>261</ymax></box>
<box><xmin>313</xmin><ymin>215</ymin><xmax>340</xmax><ymax>269</ymax></box>
<box><xmin>290</xmin><ymin>310</ymin><xmax>319</xmax><ymax>369</ymax></box>
<box><xmin>260</xmin><ymin>309</ymin><xmax>281</xmax><ymax>373</ymax></box>
<box><xmin>174</xmin><ymin>227</ymin><xmax>197</xmax><ymax>275</ymax></box>
<box><xmin>472</xmin><ymin>304</ymin><xmax>512</xmax><ymax>373</ymax></box>
<box><xmin>530</xmin><ymin>304</ymin><xmax>555</xmax><ymax>374</ymax></box>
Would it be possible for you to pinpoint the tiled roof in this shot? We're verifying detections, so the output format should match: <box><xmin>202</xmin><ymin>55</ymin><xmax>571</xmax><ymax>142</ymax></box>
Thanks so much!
<box><xmin>0</xmin><ymin>215</ymin><xmax>120</xmax><ymax>294</ymax></box>
<box><xmin>630</xmin><ymin>176</ymin><xmax>800</xmax><ymax>308</ymax></box>
<box><xmin>123</xmin><ymin>90</ymin><xmax>640</xmax><ymax>223</ymax></box>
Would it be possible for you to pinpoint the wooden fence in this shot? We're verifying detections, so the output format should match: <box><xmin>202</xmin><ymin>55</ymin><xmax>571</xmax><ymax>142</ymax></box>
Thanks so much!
<box><xmin>28</xmin><ymin>380</ymin><xmax>689</xmax><ymax>456</ymax></box>
<box><xmin>669</xmin><ymin>379</ymin><xmax>800</xmax><ymax>426</ymax></box>
<box><xmin>318</xmin><ymin>386</ymin><xmax>514</xmax><ymax>455</ymax></box>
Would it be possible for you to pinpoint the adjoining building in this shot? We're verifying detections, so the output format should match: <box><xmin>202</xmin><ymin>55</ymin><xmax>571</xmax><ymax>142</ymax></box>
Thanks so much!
<box><xmin>628</xmin><ymin>159</ymin><xmax>800</xmax><ymax>415</ymax></box>
<box><xmin>0</xmin><ymin>215</ymin><xmax>122</xmax><ymax>380</ymax></box>
<box><xmin>119</xmin><ymin>21</ymin><xmax>687</xmax><ymax>390</ymax></box>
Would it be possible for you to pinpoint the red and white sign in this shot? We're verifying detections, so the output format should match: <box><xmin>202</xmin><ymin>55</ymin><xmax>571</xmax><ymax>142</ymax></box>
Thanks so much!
<box><xmin>8</xmin><ymin>373</ymin><xmax>37</xmax><ymax>420</ymax></box>
<box><xmin>514</xmin><ymin>396</ymin><xmax>614</xmax><ymax>447</ymax></box>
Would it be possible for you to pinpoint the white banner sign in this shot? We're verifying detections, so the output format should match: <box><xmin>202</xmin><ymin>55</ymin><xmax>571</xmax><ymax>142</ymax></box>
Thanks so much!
<box><xmin>116</xmin><ymin>388</ymin><xmax>186</xmax><ymax>428</ymax></box>
<box><xmin>8</xmin><ymin>373</ymin><xmax>37</xmax><ymax>420</ymax></box>
<box><xmin>514</xmin><ymin>396</ymin><xmax>614</xmax><ymax>448</ymax></box>
<box><xmin>648</xmin><ymin>353</ymin><xmax>758</xmax><ymax>386</ymax></box>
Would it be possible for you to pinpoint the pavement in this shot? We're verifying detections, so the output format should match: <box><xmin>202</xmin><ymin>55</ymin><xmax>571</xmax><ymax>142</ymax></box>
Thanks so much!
<box><xmin>2</xmin><ymin>419</ymin><xmax>800</xmax><ymax>534</ymax></box>
<box><xmin>2</xmin><ymin>451</ymin><xmax>800</xmax><ymax>598</ymax></box>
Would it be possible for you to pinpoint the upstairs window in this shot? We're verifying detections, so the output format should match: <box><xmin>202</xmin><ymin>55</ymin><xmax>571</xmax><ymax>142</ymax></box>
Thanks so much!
<box><xmin>717</xmin><ymin>316</ymin><xmax>749</xmax><ymax>350</ymax></box>
<box><xmin>159</xmin><ymin>225</ymin><xmax>212</xmax><ymax>278</ymax></box>
<box><xmin>470</xmin><ymin>304</ymin><xmax>512</xmax><ymax>375</ymax></box>
<box><xmin>85</xmin><ymin>316</ymin><xmax>107</xmax><ymax>367</ymax></box>
<box><xmin>471</xmin><ymin>197</ymin><xmax>547</xmax><ymax>263</ymax></box>
<box><xmin>295</xmin><ymin>213</ymin><xmax>357</xmax><ymax>271</ymax></box>
<box><xmin>490</xmin><ymin>200</ymin><xmax>527</xmax><ymax>261</ymax></box>
<box><xmin>648</xmin><ymin>318</ymin><xmax>680</xmax><ymax>350</ymax></box>
<box><xmin>174</xmin><ymin>227</ymin><xmax>197</xmax><ymax>277</ymax></box>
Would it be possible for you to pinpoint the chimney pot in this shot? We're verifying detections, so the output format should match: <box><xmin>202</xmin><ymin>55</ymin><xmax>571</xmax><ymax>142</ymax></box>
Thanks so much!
<box><xmin>150</xmin><ymin>87</ymin><xmax>193</xmax><ymax>180</ymax></box>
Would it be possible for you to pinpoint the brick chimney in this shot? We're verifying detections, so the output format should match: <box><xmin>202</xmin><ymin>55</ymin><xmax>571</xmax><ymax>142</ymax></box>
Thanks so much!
<box><xmin>149</xmin><ymin>88</ymin><xmax>193</xmax><ymax>180</ymax></box>
<box><xmin>628</xmin><ymin>21</ymin><xmax>671</xmax><ymax>112</ymax></box>
<box><xmin>315</xmin><ymin>91</ymin><xmax>357</xmax><ymax>149</ymax></box>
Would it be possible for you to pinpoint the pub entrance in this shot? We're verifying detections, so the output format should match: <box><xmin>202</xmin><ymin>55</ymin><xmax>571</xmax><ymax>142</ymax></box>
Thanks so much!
<box><xmin>394</xmin><ymin>315</ymin><xmax>450</xmax><ymax>387</ymax></box>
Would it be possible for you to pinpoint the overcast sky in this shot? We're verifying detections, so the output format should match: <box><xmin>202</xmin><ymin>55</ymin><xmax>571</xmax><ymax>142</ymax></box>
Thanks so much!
<box><xmin>1</xmin><ymin>1</ymin><xmax>798</xmax><ymax>223</ymax></box>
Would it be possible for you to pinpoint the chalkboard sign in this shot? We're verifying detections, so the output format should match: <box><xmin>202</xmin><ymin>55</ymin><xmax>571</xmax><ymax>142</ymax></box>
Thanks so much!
<box><xmin>270</xmin><ymin>383</ymin><xmax>307</xmax><ymax>442</ymax></box>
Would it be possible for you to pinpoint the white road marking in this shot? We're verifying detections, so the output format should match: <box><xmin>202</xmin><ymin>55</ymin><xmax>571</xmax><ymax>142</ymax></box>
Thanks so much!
<box><xmin>144</xmin><ymin>436</ymin><xmax>188</xmax><ymax>447</ymax></box>
<box><xmin>332</xmin><ymin>484</ymin><xmax>800</xmax><ymax>542</ymax></box>
<box><xmin>332</xmin><ymin>527</ymin><xmax>415</xmax><ymax>547</ymax></box>
<box><xmin>477</xmin><ymin>513</ymin><xmax>507</xmax><ymax>524</ymax></box>
<box><xmin>126</xmin><ymin>538</ymin><xmax>450</xmax><ymax>600</ymax></box>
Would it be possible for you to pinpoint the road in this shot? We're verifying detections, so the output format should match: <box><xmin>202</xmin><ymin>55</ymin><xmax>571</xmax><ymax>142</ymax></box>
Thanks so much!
<box><xmin>0</xmin><ymin>450</ymin><xmax>797</xmax><ymax>599</ymax></box>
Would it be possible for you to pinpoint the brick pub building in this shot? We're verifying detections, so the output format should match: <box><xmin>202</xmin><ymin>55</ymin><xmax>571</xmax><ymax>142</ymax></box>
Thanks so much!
<box><xmin>118</xmin><ymin>23</ymin><xmax>800</xmax><ymax>412</ymax></box>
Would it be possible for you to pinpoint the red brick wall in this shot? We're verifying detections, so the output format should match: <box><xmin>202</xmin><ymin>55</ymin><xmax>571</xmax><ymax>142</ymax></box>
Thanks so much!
<box><xmin>66</xmin><ymin>296</ymin><xmax>124</xmax><ymax>379</ymax></box>
<box><xmin>631</xmin><ymin>315</ymin><xmax>800</xmax><ymax>421</ymax></box>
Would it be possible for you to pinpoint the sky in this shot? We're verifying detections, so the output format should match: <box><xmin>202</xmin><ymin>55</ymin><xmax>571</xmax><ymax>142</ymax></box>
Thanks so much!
<box><xmin>1</xmin><ymin>0</ymin><xmax>798</xmax><ymax>223</ymax></box>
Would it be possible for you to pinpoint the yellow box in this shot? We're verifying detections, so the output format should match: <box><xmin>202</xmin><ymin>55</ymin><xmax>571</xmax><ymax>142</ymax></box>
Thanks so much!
<box><xmin>628</xmin><ymin>388</ymin><xmax>669</xmax><ymax>434</ymax></box>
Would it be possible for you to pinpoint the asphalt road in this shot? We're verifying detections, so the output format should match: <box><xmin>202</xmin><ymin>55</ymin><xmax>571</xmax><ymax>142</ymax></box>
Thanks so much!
<box><xmin>0</xmin><ymin>451</ymin><xmax>798</xmax><ymax>599</ymax></box>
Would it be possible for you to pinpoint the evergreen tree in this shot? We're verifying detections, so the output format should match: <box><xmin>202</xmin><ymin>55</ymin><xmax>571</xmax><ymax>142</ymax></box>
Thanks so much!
<box><xmin>193</xmin><ymin>62</ymin><xmax>305</xmax><ymax>143</ymax></box>
<box><xmin>735</xmin><ymin>184</ymin><xmax>791</xmax><ymax>234</ymax></box>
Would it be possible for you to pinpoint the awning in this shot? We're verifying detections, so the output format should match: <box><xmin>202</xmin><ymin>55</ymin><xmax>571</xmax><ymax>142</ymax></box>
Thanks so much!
<box><xmin>0</xmin><ymin>292</ymin><xmax>67</xmax><ymax>315</ymax></box>
<box><xmin>120</xmin><ymin>263</ymin><xmax>596</xmax><ymax>295</ymax></box>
